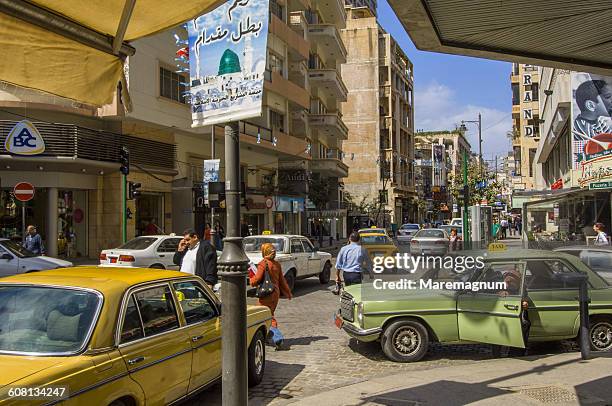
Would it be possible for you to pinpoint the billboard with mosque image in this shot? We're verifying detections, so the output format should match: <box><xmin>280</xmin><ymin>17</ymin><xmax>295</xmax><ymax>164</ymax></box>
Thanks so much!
<box><xmin>187</xmin><ymin>0</ymin><xmax>269</xmax><ymax>127</ymax></box>
<box><xmin>571</xmin><ymin>73</ymin><xmax>612</xmax><ymax>187</ymax></box>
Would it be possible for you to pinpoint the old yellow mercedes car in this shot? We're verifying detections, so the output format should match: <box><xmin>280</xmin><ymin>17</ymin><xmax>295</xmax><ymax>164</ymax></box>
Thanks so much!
<box><xmin>358</xmin><ymin>229</ymin><xmax>399</xmax><ymax>261</ymax></box>
<box><xmin>0</xmin><ymin>268</ymin><xmax>271</xmax><ymax>405</ymax></box>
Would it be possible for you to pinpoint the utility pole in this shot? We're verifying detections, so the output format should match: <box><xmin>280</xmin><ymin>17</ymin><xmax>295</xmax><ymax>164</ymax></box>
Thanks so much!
<box><xmin>210</xmin><ymin>125</ymin><xmax>216</xmax><ymax>244</ymax></box>
<box><xmin>462</xmin><ymin>149</ymin><xmax>471</xmax><ymax>249</ymax></box>
<box><xmin>478</xmin><ymin>112</ymin><xmax>482</xmax><ymax>179</ymax></box>
<box><xmin>219</xmin><ymin>121</ymin><xmax>249</xmax><ymax>406</ymax></box>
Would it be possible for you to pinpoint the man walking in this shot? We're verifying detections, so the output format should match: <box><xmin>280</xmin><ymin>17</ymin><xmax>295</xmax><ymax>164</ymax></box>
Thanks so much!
<box><xmin>500</xmin><ymin>218</ymin><xmax>509</xmax><ymax>240</ymax></box>
<box><xmin>24</xmin><ymin>225</ymin><xmax>45</xmax><ymax>255</ymax></box>
<box><xmin>335</xmin><ymin>232</ymin><xmax>372</xmax><ymax>286</ymax></box>
<box><xmin>174</xmin><ymin>228</ymin><xmax>218</xmax><ymax>288</ymax></box>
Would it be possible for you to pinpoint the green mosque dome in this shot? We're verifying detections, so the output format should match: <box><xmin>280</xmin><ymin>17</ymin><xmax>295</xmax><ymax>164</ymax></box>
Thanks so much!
<box><xmin>218</xmin><ymin>49</ymin><xmax>241</xmax><ymax>75</ymax></box>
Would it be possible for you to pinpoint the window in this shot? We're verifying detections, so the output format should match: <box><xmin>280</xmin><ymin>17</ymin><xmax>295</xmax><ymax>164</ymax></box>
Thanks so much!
<box><xmin>270</xmin><ymin>0</ymin><xmax>284</xmax><ymax>21</ymax></box>
<box><xmin>582</xmin><ymin>251</ymin><xmax>612</xmax><ymax>270</ymax></box>
<box><xmin>159</xmin><ymin>67</ymin><xmax>187</xmax><ymax>104</ymax></box>
<box><xmin>270</xmin><ymin>110</ymin><xmax>285</xmax><ymax>132</ymax></box>
<box><xmin>119</xmin><ymin>237</ymin><xmax>159</xmax><ymax>250</ymax></box>
<box><xmin>476</xmin><ymin>263</ymin><xmax>524</xmax><ymax>295</ymax></box>
<box><xmin>120</xmin><ymin>296</ymin><xmax>144</xmax><ymax>343</ymax></box>
<box><xmin>528</xmin><ymin>148</ymin><xmax>537</xmax><ymax>177</ymax></box>
<box><xmin>173</xmin><ymin>281</ymin><xmax>218</xmax><ymax>325</ymax></box>
<box><xmin>301</xmin><ymin>239</ymin><xmax>315</xmax><ymax>253</ymax></box>
<box><xmin>513</xmin><ymin>146</ymin><xmax>522</xmax><ymax>176</ymax></box>
<box><xmin>268</xmin><ymin>52</ymin><xmax>284</xmax><ymax>75</ymax></box>
<box><xmin>157</xmin><ymin>238</ymin><xmax>182</xmax><ymax>253</ymax></box>
<box><xmin>525</xmin><ymin>260</ymin><xmax>581</xmax><ymax>290</ymax></box>
<box><xmin>133</xmin><ymin>285</ymin><xmax>179</xmax><ymax>337</ymax></box>
<box><xmin>291</xmin><ymin>239</ymin><xmax>304</xmax><ymax>253</ymax></box>
<box><xmin>531</xmin><ymin>83</ymin><xmax>539</xmax><ymax>101</ymax></box>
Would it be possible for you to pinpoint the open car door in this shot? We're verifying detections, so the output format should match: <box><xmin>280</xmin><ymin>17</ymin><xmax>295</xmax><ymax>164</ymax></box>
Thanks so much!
<box><xmin>457</xmin><ymin>262</ymin><xmax>527</xmax><ymax>348</ymax></box>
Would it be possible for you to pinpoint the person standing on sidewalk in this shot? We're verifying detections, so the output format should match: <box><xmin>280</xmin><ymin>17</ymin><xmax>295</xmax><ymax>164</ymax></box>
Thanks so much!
<box><xmin>594</xmin><ymin>223</ymin><xmax>610</xmax><ymax>245</ymax></box>
<box><xmin>335</xmin><ymin>232</ymin><xmax>372</xmax><ymax>286</ymax></box>
<box><xmin>24</xmin><ymin>225</ymin><xmax>45</xmax><ymax>255</ymax></box>
<box><xmin>173</xmin><ymin>229</ymin><xmax>218</xmax><ymax>288</ymax></box>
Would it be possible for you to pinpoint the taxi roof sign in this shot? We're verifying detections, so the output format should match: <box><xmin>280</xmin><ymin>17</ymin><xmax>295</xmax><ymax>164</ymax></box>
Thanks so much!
<box><xmin>488</xmin><ymin>242</ymin><xmax>507</xmax><ymax>252</ymax></box>
<box><xmin>262</xmin><ymin>230</ymin><xmax>272</xmax><ymax>235</ymax></box>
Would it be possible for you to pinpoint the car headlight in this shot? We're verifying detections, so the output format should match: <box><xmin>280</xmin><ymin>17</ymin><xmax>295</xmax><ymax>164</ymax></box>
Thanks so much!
<box><xmin>357</xmin><ymin>302</ymin><xmax>364</xmax><ymax>328</ymax></box>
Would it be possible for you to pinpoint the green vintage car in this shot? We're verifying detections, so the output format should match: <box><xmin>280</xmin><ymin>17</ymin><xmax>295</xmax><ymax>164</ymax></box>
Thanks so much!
<box><xmin>335</xmin><ymin>249</ymin><xmax>612</xmax><ymax>362</ymax></box>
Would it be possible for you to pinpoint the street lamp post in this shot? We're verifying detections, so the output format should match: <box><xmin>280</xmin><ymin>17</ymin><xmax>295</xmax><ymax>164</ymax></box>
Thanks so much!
<box><xmin>460</xmin><ymin>113</ymin><xmax>483</xmax><ymax>177</ymax></box>
<box><xmin>219</xmin><ymin>121</ymin><xmax>250</xmax><ymax>406</ymax></box>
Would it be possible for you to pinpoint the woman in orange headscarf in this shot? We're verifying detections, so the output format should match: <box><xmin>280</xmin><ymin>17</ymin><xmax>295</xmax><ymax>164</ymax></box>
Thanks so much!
<box><xmin>250</xmin><ymin>243</ymin><xmax>292</xmax><ymax>348</ymax></box>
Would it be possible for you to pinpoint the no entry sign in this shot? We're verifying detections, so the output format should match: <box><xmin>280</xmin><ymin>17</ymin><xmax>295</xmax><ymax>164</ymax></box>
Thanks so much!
<box><xmin>13</xmin><ymin>182</ymin><xmax>35</xmax><ymax>202</ymax></box>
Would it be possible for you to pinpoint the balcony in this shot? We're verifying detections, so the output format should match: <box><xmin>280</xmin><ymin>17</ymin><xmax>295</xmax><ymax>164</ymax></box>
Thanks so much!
<box><xmin>291</xmin><ymin>109</ymin><xmax>309</xmax><ymax>137</ymax></box>
<box><xmin>307</xmin><ymin>24</ymin><xmax>347</xmax><ymax>64</ymax></box>
<box><xmin>231</xmin><ymin>121</ymin><xmax>310</xmax><ymax>159</ymax></box>
<box><xmin>379</xmin><ymin>84</ymin><xmax>390</xmax><ymax>98</ymax></box>
<box><xmin>289</xmin><ymin>60</ymin><xmax>308</xmax><ymax>86</ymax></box>
<box><xmin>264</xmin><ymin>70</ymin><xmax>310</xmax><ymax>110</ymax></box>
<box><xmin>270</xmin><ymin>15</ymin><xmax>308</xmax><ymax>61</ymax></box>
<box><xmin>289</xmin><ymin>11</ymin><xmax>308</xmax><ymax>37</ymax></box>
<box><xmin>309</xmin><ymin>69</ymin><xmax>348</xmax><ymax>102</ymax></box>
<box><xmin>311</xmin><ymin>153</ymin><xmax>349</xmax><ymax>177</ymax></box>
<box><xmin>313</xmin><ymin>0</ymin><xmax>346</xmax><ymax>28</ymax></box>
<box><xmin>309</xmin><ymin>112</ymin><xmax>348</xmax><ymax>140</ymax></box>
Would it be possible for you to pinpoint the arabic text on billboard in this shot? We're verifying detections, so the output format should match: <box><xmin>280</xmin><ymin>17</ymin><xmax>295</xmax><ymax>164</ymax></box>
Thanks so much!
<box><xmin>188</xmin><ymin>0</ymin><xmax>269</xmax><ymax>127</ymax></box>
<box><xmin>571</xmin><ymin>73</ymin><xmax>612</xmax><ymax>178</ymax></box>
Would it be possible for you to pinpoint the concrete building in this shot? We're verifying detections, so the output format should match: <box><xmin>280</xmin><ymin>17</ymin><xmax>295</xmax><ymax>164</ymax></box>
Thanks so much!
<box><xmin>0</xmin><ymin>0</ymin><xmax>350</xmax><ymax>258</ymax></box>
<box><xmin>340</xmin><ymin>6</ymin><xmax>416</xmax><ymax>227</ymax></box>
<box><xmin>414</xmin><ymin>130</ymin><xmax>471</xmax><ymax>222</ymax></box>
<box><xmin>511</xmin><ymin>63</ymin><xmax>541</xmax><ymax>191</ymax></box>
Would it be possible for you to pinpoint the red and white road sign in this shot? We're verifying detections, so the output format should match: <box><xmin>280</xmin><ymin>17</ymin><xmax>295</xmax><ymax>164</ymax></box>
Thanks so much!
<box><xmin>13</xmin><ymin>182</ymin><xmax>35</xmax><ymax>202</ymax></box>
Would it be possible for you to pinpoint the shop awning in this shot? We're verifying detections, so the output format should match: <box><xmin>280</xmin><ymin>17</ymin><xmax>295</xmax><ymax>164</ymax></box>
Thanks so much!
<box><xmin>0</xmin><ymin>0</ymin><xmax>224</xmax><ymax>106</ymax></box>
<box><xmin>388</xmin><ymin>0</ymin><xmax>612</xmax><ymax>75</ymax></box>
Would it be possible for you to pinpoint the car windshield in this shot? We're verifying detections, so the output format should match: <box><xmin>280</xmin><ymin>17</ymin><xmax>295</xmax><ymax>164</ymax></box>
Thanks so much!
<box><xmin>415</xmin><ymin>230</ymin><xmax>446</xmax><ymax>238</ymax></box>
<box><xmin>360</xmin><ymin>235</ymin><xmax>389</xmax><ymax>245</ymax></box>
<box><xmin>0</xmin><ymin>240</ymin><xmax>36</xmax><ymax>258</ymax></box>
<box><xmin>243</xmin><ymin>237</ymin><xmax>285</xmax><ymax>253</ymax></box>
<box><xmin>118</xmin><ymin>237</ymin><xmax>159</xmax><ymax>250</ymax></box>
<box><xmin>0</xmin><ymin>286</ymin><xmax>101</xmax><ymax>354</ymax></box>
<box><xmin>401</xmin><ymin>224</ymin><xmax>420</xmax><ymax>230</ymax></box>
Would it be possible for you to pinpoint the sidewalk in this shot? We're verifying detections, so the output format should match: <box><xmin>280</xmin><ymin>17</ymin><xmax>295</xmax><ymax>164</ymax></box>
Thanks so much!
<box><xmin>291</xmin><ymin>352</ymin><xmax>612</xmax><ymax>405</ymax></box>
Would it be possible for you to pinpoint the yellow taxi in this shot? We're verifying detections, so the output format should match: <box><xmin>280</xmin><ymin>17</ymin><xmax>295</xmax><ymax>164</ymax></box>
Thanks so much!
<box><xmin>358</xmin><ymin>228</ymin><xmax>399</xmax><ymax>260</ymax></box>
<box><xmin>0</xmin><ymin>268</ymin><xmax>271</xmax><ymax>405</ymax></box>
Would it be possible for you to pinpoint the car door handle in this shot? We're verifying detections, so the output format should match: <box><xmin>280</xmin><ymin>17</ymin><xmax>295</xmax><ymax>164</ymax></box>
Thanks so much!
<box><xmin>127</xmin><ymin>356</ymin><xmax>145</xmax><ymax>365</ymax></box>
<box><xmin>504</xmin><ymin>304</ymin><xmax>519</xmax><ymax>311</ymax></box>
<box><xmin>159</xmin><ymin>255</ymin><xmax>165</xmax><ymax>258</ymax></box>
<box><xmin>192</xmin><ymin>335</ymin><xmax>204</xmax><ymax>342</ymax></box>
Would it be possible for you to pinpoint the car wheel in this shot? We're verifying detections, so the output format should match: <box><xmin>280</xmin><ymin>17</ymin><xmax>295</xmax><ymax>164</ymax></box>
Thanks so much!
<box><xmin>248</xmin><ymin>330</ymin><xmax>265</xmax><ymax>387</ymax></box>
<box><xmin>319</xmin><ymin>262</ymin><xmax>331</xmax><ymax>284</ymax></box>
<box><xmin>149</xmin><ymin>264</ymin><xmax>165</xmax><ymax>269</ymax></box>
<box><xmin>381</xmin><ymin>319</ymin><xmax>429</xmax><ymax>362</ymax></box>
<box><xmin>285</xmin><ymin>269</ymin><xmax>296</xmax><ymax>292</ymax></box>
<box><xmin>108</xmin><ymin>398</ymin><xmax>130</xmax><ymax>406</ymax></box>
<box><xmin>589</xmin><ymin>318</ymin><xmax>612</xmax><ymax>351</ymax></box>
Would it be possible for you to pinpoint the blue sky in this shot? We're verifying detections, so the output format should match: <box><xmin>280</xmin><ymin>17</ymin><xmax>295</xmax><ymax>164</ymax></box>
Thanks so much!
<box><xmin>378</xmin><ymin>0</ymin><xmax>513</xmax><ymax>159</ymax></box>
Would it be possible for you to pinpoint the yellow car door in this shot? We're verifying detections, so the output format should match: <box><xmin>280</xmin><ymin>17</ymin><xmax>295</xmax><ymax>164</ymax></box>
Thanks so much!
<box><xmin>118</xmin><ymin>283</ymin><xmax>192</xmax><ymax>405</ymax></box>
<box><xmin>171</xmin><ymin>280</ymin><xmax>222</xmax><ymax>392</ymax></box>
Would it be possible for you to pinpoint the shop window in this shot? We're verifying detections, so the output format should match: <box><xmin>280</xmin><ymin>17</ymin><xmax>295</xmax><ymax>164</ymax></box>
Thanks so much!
<box><xmin>136</xmin><ymin>193</ymin><xmax>164</xmax><ymax>237</ymax></box>
<box><xmin>159</xmin><ymin>67</ymin><xmax>187</xmax><ymax>104</ymax></box>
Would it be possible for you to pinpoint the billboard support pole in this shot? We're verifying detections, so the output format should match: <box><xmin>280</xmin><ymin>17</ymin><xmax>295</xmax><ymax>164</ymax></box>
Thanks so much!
<box><xmin>210</xmin><ymin>124</ymin><xmax>216</xmax><ymax>242</ymax></box>
<box><xmin>219</xmin><ymin>121</ymin><xmax>249</xmax><ymax>406</ymax></box>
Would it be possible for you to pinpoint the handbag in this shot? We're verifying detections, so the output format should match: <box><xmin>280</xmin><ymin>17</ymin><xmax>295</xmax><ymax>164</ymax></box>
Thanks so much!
<box><xmin>256</xmin><ymin>261</ymin><xmax>275</xmax><ymax>298</ymax></box>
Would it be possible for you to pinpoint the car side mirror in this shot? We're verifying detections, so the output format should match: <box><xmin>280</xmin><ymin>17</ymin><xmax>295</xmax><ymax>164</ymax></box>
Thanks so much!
<box><xmin>1</xmin><ymin>253</ymin><xmax>12</xmax><ymax>260</ymax></box>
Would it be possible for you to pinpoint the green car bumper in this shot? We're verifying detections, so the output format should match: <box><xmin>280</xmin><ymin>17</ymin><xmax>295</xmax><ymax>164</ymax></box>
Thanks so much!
<box><xmin>342</xmin><ymin>322</ymin><xmax>382</xmax><ymax>342</ymax></box>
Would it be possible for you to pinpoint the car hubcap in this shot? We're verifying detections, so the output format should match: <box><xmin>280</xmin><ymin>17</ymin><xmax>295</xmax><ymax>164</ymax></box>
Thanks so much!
<box><xmin>591</xmin><ymin>322</ymin><xmax>612</xmax><ymax>351</ymax></box>
<box><xmin>393</xmin><ymin>326</ymin><xmax>420</xmax><ymax>355</ymax></box>
<box><xmin>254</xmin><ymin>339</ymin><xmax>264</xmax><ymax>375</ymax></box>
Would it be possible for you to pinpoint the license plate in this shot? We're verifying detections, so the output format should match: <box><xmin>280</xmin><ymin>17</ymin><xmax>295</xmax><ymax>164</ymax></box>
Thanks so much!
<box><xmin>109</xmin><ymin>257</ymin><xmax>117</xmax><ymax>264</ymax></box>
<box><xmin>334</xmin><ymin>313</ymin><xmax>343</xmax><ymax>329</ymax></box>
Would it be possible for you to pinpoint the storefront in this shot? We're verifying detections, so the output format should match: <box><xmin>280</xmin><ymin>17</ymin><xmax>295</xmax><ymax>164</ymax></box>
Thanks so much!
<box><xmin>273</xmin><ymin>196</ymin><xmax>304</xmax><ymax>234</ymax></box>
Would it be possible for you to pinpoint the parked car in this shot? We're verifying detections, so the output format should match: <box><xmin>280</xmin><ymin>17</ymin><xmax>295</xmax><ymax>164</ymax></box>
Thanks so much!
<box><xmin>336</xmin><ymin>249</ymin><xmax>612</xmax><ymax>362</ymax></box>
<box><xmin>410</xmin><ymin>229</ymin><xmax>449</xmax><ymax>256</ymax></box>
<box><xmin>0</xmin><ymin>238</ymin><xmax>72</xmax><ymax>276</ymax></box>
<box><xmin>243</xmin><ymin>234</ymin><xmax>333</xmax><ymax>291</ymax></box>
<box><xmin>100</xmin><ymin>235</ymin><xmax>221</xmax><ymax>270</ymax></box>
<box><xmin>0</xmin><ymin>267</ymin><xmax>271</xmax><ymax>404</ymax></box>
<box><xmin>554</xmin><ymin>246</ymin><xmax>612</xmax><ymax>283</ymax></box>
<box><xmin>397</xmin><ymin>224</ymin><xmax>420</xmax><ymax>245</ymax></box>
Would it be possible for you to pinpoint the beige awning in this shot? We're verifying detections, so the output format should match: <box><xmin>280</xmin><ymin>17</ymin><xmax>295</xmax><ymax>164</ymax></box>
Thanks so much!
<box><xmin>0</xmin><ymin>0</ymin><xmax>224</xmax><ymax>106</ymax></box>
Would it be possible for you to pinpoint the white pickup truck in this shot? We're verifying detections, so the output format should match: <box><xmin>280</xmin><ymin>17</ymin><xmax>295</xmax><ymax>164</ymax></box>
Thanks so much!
<box><xmin>243</xmin><ymin>234</ymin><xmax>333</xmax><ymax>291</ymax></box>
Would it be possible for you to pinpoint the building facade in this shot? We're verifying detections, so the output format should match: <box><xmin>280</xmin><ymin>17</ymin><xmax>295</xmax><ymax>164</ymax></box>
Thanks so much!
<box><xmin>511</xmin><ymin>63</ymin><xmax>541</xmax><ymax>191</ymax></box>
<box><xmin>340</xmin><ymin>6</ymin><xmax>416</xmax><ymax>228</ymax></box>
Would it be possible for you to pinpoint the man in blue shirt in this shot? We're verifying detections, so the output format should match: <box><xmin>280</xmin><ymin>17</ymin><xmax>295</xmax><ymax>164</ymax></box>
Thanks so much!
<box><xmin>24</xmin><ymin>225</ymin><xmax>45</xmax><ymax>255</ymax></box>
<box><xmin>335</xmin><ymin>232</ymin><xmax>372</xmax><ymax>286</ymax></box>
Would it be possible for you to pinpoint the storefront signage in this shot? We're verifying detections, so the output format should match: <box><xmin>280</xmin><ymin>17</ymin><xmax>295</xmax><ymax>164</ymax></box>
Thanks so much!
<box><xmin>13</xmin><ymin>182</ymin><xmax>35</xmax><ymax>202</ymax></box>
<box><xmin>246</xmin><ymin>198</ymin><xmax>267</xmax><ymax>210</ymax></box>
<box><xmin>187</xmin><ymin>0</ymin><xmax>270</xmax><ymax>126</ymax></box>
<box><xmin>589</xmin><ymin>181</ymin><xmax>612</xmax><ymax>190</ymax></box>
<box><xmin>265</xmin><ymin>197</ymin><xmax>274</xmax><ymax>209</ymax></box>
<box><xmin>275</xmin><ymin>196</ymin><xmax>304</xmax><ymax>212</ymax></box>
<box><xmin>579</xmin><ymin>157</ymin><xmax>612</xmax><ymax>187</ymax></box>
<box><xmin>4</xmin><ymin>120</ymin><xmax>45</xmax><ymax>155</ymax></box>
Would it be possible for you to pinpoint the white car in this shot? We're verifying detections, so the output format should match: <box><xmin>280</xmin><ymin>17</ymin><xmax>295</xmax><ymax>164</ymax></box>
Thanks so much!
<box><xmin>100</xmin><ymin>235</ymin><xmax>184</xmax><ymax>269</ymax></box>
<box><xmin>243</xmin><ymin>234</ymin><xmax>333</xmax><ymax>291</ymax></box>
<box><xmin>450</xmin><ymin>218</ymin><xmax>463</xmax><ymax>227</ymax></box>
<box><xmin>410</xmin><ymin>229</ymin><xmax>450</xmax><ymax>256</ymax></box>
<box><xmin>0</xmin><ymin>238</ymin><xmax>73</xmax><ymax>276</ymax></box>
<box><xmin>397</xmin><ymin>223</ymin><xmax>420</xmax><ymax>244</ymax></box>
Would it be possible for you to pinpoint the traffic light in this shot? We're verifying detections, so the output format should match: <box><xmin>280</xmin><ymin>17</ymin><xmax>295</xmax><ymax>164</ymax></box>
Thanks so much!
<box><xmin>458</xmin><ymin>185</ymin><xmax>470</xmax><ymax>204</ymax></box>
<box><xmin>120</xmin><ymin>146</ymin><xmax>130</xmax><ymax>175</ymax></box>
<box><xmin>127</xmin><ymin>182</ymin><xmax>141</xmax><ymax>200</ymax></box>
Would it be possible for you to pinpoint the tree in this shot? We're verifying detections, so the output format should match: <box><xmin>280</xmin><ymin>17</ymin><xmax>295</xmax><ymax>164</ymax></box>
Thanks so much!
<box><xmin>448</xmin><ymin>160</ymin><xmax>504</xmax><ymax>206</ymax></box>
<box><xmin>308</xmin><ymin>174</ymin><xmax>333</xmax><ymax>212</ymax></box>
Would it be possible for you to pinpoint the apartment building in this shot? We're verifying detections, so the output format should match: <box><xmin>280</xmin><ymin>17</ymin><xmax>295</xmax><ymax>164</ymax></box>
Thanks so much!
<box><xmin>511</xmin><ymin>63</ymin><xmax>541</xmax><ymax>191</ymax></box>
<box><xmin>0</xmin><ymin>0</ymin><xmax>349</xmax><ymax>258</ymax></box>
<box><xmin>341</xmin><ymin>6</ymin><xmax>415</xmax><ymax>227</ymax></box>
<box><xmin>414</xmin><ymin>130</ymin><xmax>471</xmax><ymax>222</ymax></box>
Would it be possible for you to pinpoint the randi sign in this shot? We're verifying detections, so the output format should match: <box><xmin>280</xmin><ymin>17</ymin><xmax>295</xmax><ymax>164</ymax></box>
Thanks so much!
<box><xmin>4</xmin><ymin>120</ymin><xmax>45</xmax><ymax>155</ymax></box>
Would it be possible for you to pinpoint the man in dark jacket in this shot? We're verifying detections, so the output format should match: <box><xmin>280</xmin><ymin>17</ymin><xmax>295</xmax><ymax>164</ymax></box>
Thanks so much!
<box><xmin>173</xmin><ymin>228</ymin><xmax>218</xmax><ymax>287</ymax></box>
